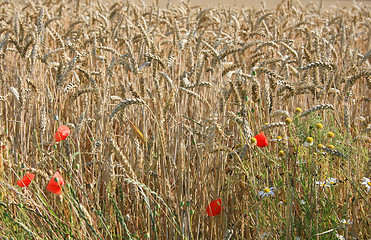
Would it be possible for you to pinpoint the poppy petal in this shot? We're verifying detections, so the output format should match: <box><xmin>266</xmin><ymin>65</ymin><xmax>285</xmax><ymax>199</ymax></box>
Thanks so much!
<box><xmin>206</xmin><ymin>199</ymin><xmax>223</xmax><ymax>217</ymax></box>
<box><xmin>54</xmin><ymin>126</ymin><xmax>70</xmax><ymax>142</ymax></box>
<box><xmin>17</xmin><ymin>173</ymin><xmax>35</xmax><ymax>187</ymax></box>
<box><xmin>254</xmin><ymin>132</ymin><xmax>268</xmax><ymax>148</ymax></box>
<box><xmin>47</xmin><ymin>171</ymin><xmax>64</xmax><ymax>195</ymax></box>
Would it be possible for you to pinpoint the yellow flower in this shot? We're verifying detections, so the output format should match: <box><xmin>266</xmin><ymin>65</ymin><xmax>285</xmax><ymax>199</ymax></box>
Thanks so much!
<box><xmin>278</xmin><ymin>150</ymin><xmax>285</xmax><ymax>157</ymax></box>
<box><xmin>327</xmin><ymin>132</ymin><xmax>335</xmax><ymax>138</ymax></box>
<box><xmin>304</xmin><ymin>137</ymin><xmax>314</xmax><ymax>147</ymax></box>
<box><xmin>277</xmin><ymin>136</ymin><xmax>282</xmax><ymax>140</ymax></box>
<box><xmin>327</xmin><ymin>144</ymin><xmax>335</xmax><ymax>149</ymax></box>
<box><xmin>295</xmin><ymin>108</ymin><xmax>302</xmax><ymax>114</ymax></box>
<box><xmin>250</xmin><ymin>137</ymin><xmax>257</xmax><ymax>144</ymax></box>
<box><xmin>285</xmin><ymin>118</ymin><xmax>292</xmax><ymax>124</ymax></box>
<box><xmin>317</xmin><ymin>144</ymin><xmax>324</xmax><ymax>149</ymax></box>
<box><xmin>315</xmin><ymin>123</ymin><xmax>323</xmax><ymax>130</ymax></box>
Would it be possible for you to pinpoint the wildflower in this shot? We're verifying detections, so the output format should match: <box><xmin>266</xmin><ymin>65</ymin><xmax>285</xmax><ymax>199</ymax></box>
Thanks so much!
<box><xmin>336</xmin><ymin>234</ymin><xmax>345</xmax><ymax>240</ymax></box>
<box><xmin>17</xmin><ymin>172</ymin><xmax>35</xmax><ymax>187</ymax></box>
<box><xmin>278</xmin><ymin>150</ymin><xmax>285</xmax><ymax>157</ymax></box>
<box><xmin>250</xmin><ymin>137</ymin><xmax>257</xmax><ymax>144</ymax></box>
<box><xmin>54</xmin><ymin>125</ymin><xmax>71</xmax><ymax>142</ymax></box>
<box><xmin>299</xmin><ymin>200</ymin><xmax>306</xmax><ymax>205</ymax></box>
<box><xmin>361</xmin><ymin>177</ymin><xmax>371</xmax><ymax>192</ymax></box>
<box><xmin>47</xmin><ymin>171</ymin><xmax>64</xmax><ymax>195</ymax></box>
<box><xmin>254</xmin><ymin>132</ymin><xmax>268</xmax><ymax>148</ymax></box>
<box><xmin>326</xmin><ymin>177</ymin><xmax>337</xmax><ymax>186</ymax></box>
<box><xmin>285</xmin><ymin>117</ymin><xmax>292</xmax><ymax>124</ymax></box>
<box><xmin>327</xmin><ymin>144</ymin><xmax>335</xmax><ymax>149</ymax></box>
<box><xmin>339</xmin><ymin>219</ymin><xmax>352</xmax><ymax>228</ymax></box>
<box><xmin>295</xmin><ymin>108</ymin><xmax>302</xmax><ymax>114</ymax></box>
<box><xmin>271</xmin><ymin>136</ymin><xmax>285</xmax><ymax>142</ymax></box>
<box><xmin>258</xmin><ymin>187</ymin><xmax>275</xmax><ymax>198</ymax></box>
<box><xmin>303</xmin><ymin>137</ymin><xmax>314</xmax><ymax>147</ymax></box>
<box><xmin>327</xmin><ymin>132</ymin><xmax>335</xmax><ymax>138</ymax></box>
<box><xmin>317</xmin><ymin>144</ymin><xmax>324</xmax><ymax>149</ymax></box>
<box><xmin>316</xmin><ymin>181</ymin><xmax>328</xmax><ymax>188</ymax></box>
<box><xmin>315</xmin><ymin>123</ymin><xmax>323</xmax><ymax>130</ymax></box>
<box><xmin>206</xmin><ymin>199</ymin><xmax>223</xmax><ymax>217</ymax></box>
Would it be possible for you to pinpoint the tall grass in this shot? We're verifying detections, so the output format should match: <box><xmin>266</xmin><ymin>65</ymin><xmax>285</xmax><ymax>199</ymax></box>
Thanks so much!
<box><xmin>0</xmin><ymin>0</ymin><xmax>370</xmax><ymax>239</ymax></box>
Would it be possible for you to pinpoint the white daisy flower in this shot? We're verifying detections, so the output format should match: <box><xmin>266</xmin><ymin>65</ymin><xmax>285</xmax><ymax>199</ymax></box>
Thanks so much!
<box><xmin>303</xmin><ymin>137</ymin><xmax>314</xmax><ymax>147</ymax></box>
<box><xmin>336</xmin><ymin>234</ymin><xmax>345</xmax><ymax>240</ymax></box>
<box><xmin>258</xmin><ymin>187</ymin><xmax>275</xmax><ymax>198</ymax></box>
<box><xmin>316</xmin><ymin>181</ymin><xmax>329</xmax><ymax>188</ymax></box>
<box><xmin>340</xmin><ymin>219</ymin><xmax>352</xmax><ymax>228</ymax></box>
<box><xmin>361</xmin><ymin>177</ymin><xmax>371</xmax><ymax>192</ymax></box>
<box><xmin>326</xmin><ymin>177</ymin><xmax>337</xmax><ymax>186</ymax></box>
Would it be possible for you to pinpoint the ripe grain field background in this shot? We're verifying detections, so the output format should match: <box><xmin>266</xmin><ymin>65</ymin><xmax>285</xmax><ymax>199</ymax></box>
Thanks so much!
<box><xmin>0</xmin><ymin>0</ymin><xmax>370</xmax><ymax>239</ymax></box>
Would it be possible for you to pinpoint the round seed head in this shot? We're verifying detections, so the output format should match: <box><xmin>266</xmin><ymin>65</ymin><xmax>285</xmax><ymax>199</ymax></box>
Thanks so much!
<box><xmin>294</xmin><ymin>108</ymin><xmax>302</xmax><ymax>114</ymax></box>
<box><xmin>327</xmin><ymin>132</ymin><xmax>335</xmax><ymax>138</ymax></box>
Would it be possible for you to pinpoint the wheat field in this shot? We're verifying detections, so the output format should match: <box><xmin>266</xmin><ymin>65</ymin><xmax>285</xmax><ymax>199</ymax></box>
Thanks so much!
<box><xmin>0</xmin><ymin>0</ymin><xmax>370</xmax><ymax>239</ymax></box>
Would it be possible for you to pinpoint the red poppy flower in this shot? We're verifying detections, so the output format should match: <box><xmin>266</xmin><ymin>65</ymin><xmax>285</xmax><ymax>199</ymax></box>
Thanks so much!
<box><xmin>54</xmin><ymin>125</ymin><xmax>70</xmax><ymax>142</ymax></box>
<box><xmin>47</xmin><ymin>171</ymin><xmax>64</xmax><ymax>195</ymax></box>
<box><xmin>254</xmin><ymin>132</ymin><xmax>268</xmax><ymax>148</ymax></box>
<box><xmin>17</xmin><ymin>172</ymin><xmax>35</xmax><ymax>187</ymax></box>
<box><xmin>206</xmin><ymin>199</ymin><xmax>223</xmax><ymax>217</ymax></box>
